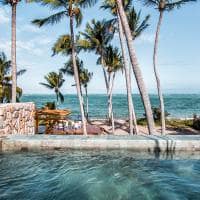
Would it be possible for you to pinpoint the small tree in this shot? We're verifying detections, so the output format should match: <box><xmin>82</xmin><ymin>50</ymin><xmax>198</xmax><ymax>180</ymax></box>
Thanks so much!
<box><xmin>40</xmin><ymin>71</ymin><xmax>65</xmax><ymax>107</ymax></box>
<box><xmin>0</xmin><ymin>52</ymin><xmax>26</xmax><ymax>103</ymax></box>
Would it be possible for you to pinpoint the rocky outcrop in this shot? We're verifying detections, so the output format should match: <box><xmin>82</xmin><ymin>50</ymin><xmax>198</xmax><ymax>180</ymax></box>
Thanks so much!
<box><xmin>0</xmin><ymin>103</ymin><xmax>35</xmax><ymax>135</ymax></box>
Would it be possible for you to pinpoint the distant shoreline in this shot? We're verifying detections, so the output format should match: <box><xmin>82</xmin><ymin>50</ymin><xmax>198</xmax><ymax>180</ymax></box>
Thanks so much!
<box><xmin>22</xmin><ymin>93</ymin><xmax>200</xmax><ymax>95</ymax></box>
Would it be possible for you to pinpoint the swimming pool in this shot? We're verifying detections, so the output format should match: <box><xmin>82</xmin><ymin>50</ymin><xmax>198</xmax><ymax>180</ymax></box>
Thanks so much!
<box><xmin>0</xmin><ymin>150</ymin><xmax>199</xmax><ymax>200</ymax></box>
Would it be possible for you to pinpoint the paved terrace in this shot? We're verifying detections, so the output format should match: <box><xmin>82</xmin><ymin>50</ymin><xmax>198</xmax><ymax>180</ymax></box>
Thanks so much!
<box><xmin>0</xmin><ymin>135</ymin><xmax>200</xmax><ymax>154</ymax></box>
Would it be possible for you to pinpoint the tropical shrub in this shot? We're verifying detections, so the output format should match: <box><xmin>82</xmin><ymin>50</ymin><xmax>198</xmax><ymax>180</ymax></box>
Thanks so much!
<box><xmin>152</xmin><ymin>107</ymin><xmax>170</xmax><ymax>121</ymax></box>
<box><xmin>43</xmin><ymin>102</ymin><xmax>56</xmax><ymax>110</ymax></box>
<box><xmin>192</xmin><ymin>114</ymin><xmax>200</xmax><ymax>130</ymax></box>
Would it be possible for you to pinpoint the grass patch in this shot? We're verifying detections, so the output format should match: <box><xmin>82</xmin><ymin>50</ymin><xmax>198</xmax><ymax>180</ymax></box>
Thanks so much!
<box><xmin>137</xmin><ymin>118</ymin><xmax>193</xmax><ymax>129</ymax></box>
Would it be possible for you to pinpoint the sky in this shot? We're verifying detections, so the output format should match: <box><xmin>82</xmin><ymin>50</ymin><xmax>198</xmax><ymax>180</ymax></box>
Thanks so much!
<box><xmin>0</xmin><ymin>1</ymin><xmax>200</xmax><ymax>94</ymax></box>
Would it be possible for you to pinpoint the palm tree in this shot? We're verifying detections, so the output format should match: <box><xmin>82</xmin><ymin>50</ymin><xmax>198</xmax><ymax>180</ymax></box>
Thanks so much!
<box><xmin>101</xmin><ymin>1</ymin><xmax>150</xmax><ymax>135</ymax></box>
<box><xmin>60</xmin><ymin>57</ymin><xmax>93</xmax><ymax>119</ymax></box>
<box><xmin>0</xmin><ymin>52</ymin><xmax>26</xmax><ymax>103</ymax></box>
<box><xmin>144</xmin><ymin>0</ymin><xmax>196</xmax><ymax>134</ymax></box>
<box><xmin>32</xmin><ymin>0</ymin><xmax>97</xmax><ymax>135</ymax></box>
<box><xmin>126</xmin><ymin>6</ymin><xmax>150</xmax><ymax>40</ymax></box>
<box><xmin>116</xmin><ymin>0</ymin><xmax>155</xmax><ymax>135</ymax></box>
<box><xmin>79</xmin><ymin>68</ymin><xmax>93</xmax><ymax>120</ymax></box>
<box><xmin>78</xmin><ymin>19</ymin><xmax>116</xmax><ymax>127</ymax></box>
<box><xmin>40</xmin><ymin>71</ymin><xmax>65</xmax><ymax>106</ymax></box>
<box><xmin>97</xmin><ymin>45</ymin><xmax>123</xmax><ymax>133</ymax></box>
<box><xmin>78</xmin><ymin>19</ymin><xmax>115</xmax><ymax>92</ymax></box>
<box><xmin>1</xmin><ymin>0</ymin><xmax>21</xmax><ymax>103</ymax></box>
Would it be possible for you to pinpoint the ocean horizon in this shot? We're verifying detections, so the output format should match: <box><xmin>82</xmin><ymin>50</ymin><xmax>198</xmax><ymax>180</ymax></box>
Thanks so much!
<box><xmin>21</xmin><ymin>94</ymin><xmax>200</xmax><ymax>119</ymax></box>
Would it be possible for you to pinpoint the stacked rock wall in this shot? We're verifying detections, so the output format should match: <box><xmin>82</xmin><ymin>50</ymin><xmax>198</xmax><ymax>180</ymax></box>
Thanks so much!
<box><xmin>0</xmin><ymin>103</ymin><xmax>35</xmax><ymax>135</ymax></box>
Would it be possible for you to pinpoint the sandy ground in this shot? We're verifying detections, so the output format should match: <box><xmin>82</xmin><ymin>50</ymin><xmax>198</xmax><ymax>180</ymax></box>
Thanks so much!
<box><xmin>90</xmin><ymin>119</ymin><xmax>200</xmax><ymax>135</ymax></box>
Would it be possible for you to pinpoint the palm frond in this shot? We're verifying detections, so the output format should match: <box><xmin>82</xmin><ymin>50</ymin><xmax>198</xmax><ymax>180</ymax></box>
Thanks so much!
<box><xmin>78</xmin><ymin>0</ymin><xmax>98</xmax><ymax>8</ymax></box>
<box><xmin>32</xmin><ymin>11</ymin><xmax>66</xmax><ymax>27</ymax></box>
<box><xmin>17</xmin><ymin>69</ymin><xmax>27</xmax><ymax>76</ymax></box>
<box><xmin>40</xmin><ymin>82</ymin><xmax>54</xmax><ymax>89</ymax></box>
<box><xmin>143</xmin><ymin>0</ymin><xmax>159</xmax><ymax>7</ymax></box>
<box><xmin>166</xmin><ymin>0</ymin><xmax>196</xmax><ymax>11</ymax></box>
<box><xmin>52</xmin><ymin>34</ymin><xmax>72</xmax><ymax>56</ymax></box>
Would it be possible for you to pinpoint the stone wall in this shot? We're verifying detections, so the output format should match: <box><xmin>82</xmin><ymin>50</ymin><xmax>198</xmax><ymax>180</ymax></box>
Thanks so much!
<box><xmin>0</xmin><ymin>103</ymin><xmax>35</xmax><ymax>135</ymax></box>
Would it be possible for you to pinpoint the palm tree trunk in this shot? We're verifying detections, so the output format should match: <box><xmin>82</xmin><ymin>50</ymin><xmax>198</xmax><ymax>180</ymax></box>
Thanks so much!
<box><xmin>80</xmin><ymin>84</ymin><xmax>86</xmax><ymax>118</ymax></box>
<box><xmin>116</xmin><ymin>0</ymin><xmax>155</xmax><ymax>135</ymax></box>
<box><xmin>56</xmin><ymin>92</ymin><xmax>59</xmax><ymax>108</ymax></box>
<box><xmin>69</xmin><ymin>12</ymin><xmax>87</xmax><ymax>135</ymax></box>
<box><xmin>101</xmin><ymin>56</ymin><xmax>109</xmax><ymax>92</ymax></box>
<box><xmin>11</xmin><ymin>4</ymin><xmax>17</xmax><ymax>103</ymax></box>
<box><xmin>85</xmin><ymin>86</ymin><xmax>89</xmax><ymax>120</ymax></box>
<box><xmin>117</xmin><ymin>12</ymin><xmax>138</xmax><ymax>135</ymax></box>
<box><xmin>108</xmin><ymin>72</ymin><xmax>115</xmax><ymax>134</ymax></box>
<box><xmin>107</xmin><ymin>73</ymin><xmax>112</xmax><ymax>124</ymax></box>
<box><xmin>154</xmin><ymin>11</ymin><xmax>165</xmax><ymax>135</ymax></box>
<box><xmin>101</xmin><ymin>55</ymin><xmax>113</xmax><ymax>124</ymax></box>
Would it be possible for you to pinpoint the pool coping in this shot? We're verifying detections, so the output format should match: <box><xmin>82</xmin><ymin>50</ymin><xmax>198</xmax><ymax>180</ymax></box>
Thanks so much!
<box><xmin>0</xmin><ymin>135</ymin><xmax>200</xmax><ymax>153</ymax></box>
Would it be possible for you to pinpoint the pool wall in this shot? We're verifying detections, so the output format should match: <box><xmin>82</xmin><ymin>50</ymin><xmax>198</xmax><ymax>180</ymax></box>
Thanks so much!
<box><xmin>1</xmin><ymin>135</ymin><xmax>200</xmax><ymax>154</ymax></box>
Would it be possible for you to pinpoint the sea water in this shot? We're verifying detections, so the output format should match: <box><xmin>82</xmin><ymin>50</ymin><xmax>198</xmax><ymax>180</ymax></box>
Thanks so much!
<box><xmin>21</xmin><ymin>94</ymin><xmax>200</xmax><ymax>119</ymax></box>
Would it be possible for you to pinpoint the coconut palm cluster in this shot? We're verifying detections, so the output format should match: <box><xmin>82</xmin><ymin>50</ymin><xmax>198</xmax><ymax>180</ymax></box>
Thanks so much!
<box><xmin>0</xmin><ymin>0</ymin><xmax>196</xmax><ymax>135</ymax></box>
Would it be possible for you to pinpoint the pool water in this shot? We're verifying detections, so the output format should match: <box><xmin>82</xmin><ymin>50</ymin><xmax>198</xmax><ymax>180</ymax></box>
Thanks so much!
<box><xmin>0</xmin><ymin>150</ymin><xmax>199</xmax><ymax>200</ymax></box>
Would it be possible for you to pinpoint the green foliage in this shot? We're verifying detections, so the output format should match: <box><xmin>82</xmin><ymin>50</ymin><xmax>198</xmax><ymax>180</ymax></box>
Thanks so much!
<box><xmin>101</xmin><ymin>1</ymin><xmax>150</xmax><ymax>41</ymax></box>
<box><xmin>79</xmin><ymin>19</ymin><xmax>115</xmax><ymax>55</ymax></box>
<box><xmin>126</xmin><ymin>6</ymin><xmax>150</xmax><ymax>39</ymax></box>
<box><xmin>192</xmin><ymin>114</ymin><xmax>200</xmax><ymax>130</ymax></box>
<box><xmin>31</xmin><ymin>0</ymin><xmax>98</xmax><ymax>28</ymax></box>
<box><xmin>40</xmin><ymin>71</ymin><xmax>65</xmax><ymax>104</ymax></box>
<box><xmin>52</xmin><ymin>34</ymin><xmax>73</xmax><ymax>56</ymax></box>
<box><xmin>0</xmin><ymin>52</ymin><xmax>25</xmax><ymax>103</ymax></box>
<box><xmin>143</xmin><ymin>0</ymin><xmax>197</xmax><ymax>12</ymax></box>
<box><xmin>79</xmin><ymin>68</ymin><xmax>93</xmax><ymax>88</ymax></box>
<box><xmin>138</xmin><ymin>117</ymin><xmax>194</xmax><ymax>129</ymax></box>
<box><xmin>101</xmin><ymin>0</ymin><xmax>132</xmax><ymax>15</ymax></box>
<box><xmin>97</xmin><ymin>45</ymin><xmax>123</xmax><ymax>73</ymax></box>
<box><xmin>60</xmin><ymin>56</ymin><xmax>93</xmax><ymax>88</ymax></box>
<box><xmin>166</xmin><ymin>119</ymin><xmax>193</xmax><ymax>129</ymax></box>
<box><xmin>0</xmin><ymin>0</ymin><xmax>21</xmax><ymax>6</ymax></box>
<box><xmin>137</xmin><ymin>118</ymin><xmax>148</xmax><ymax>126</ymax></box>
<box><xmin>43</xmin><ymin>101</ymin><xmax>56</xmax><ymax>110</ymax></box>
<box><xmin>152</xmin><ymin>107</ymin><xmax>170</xmax><ymax>121</ymax></box>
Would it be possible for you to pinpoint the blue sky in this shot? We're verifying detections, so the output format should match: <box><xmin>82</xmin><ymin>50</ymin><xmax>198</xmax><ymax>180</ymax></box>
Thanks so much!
<box><xmin>0</xmin><ymin>1</ymin><xmax>199</xmax><ymax>94</ymax></box>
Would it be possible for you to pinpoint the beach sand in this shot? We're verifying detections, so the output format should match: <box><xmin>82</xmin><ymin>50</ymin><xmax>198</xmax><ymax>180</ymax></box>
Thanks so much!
<box><xmin>90</xmin><ymin>119</ymin><xmax>200</xmax><ymax>136</ymax></box>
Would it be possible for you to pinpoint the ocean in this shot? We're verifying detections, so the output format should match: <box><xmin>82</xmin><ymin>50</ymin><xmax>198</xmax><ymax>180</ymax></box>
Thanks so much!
<box><xmin>21</xmin><ymin>94</ymin><xmax>200</xmax><ymax>119</ymax></box>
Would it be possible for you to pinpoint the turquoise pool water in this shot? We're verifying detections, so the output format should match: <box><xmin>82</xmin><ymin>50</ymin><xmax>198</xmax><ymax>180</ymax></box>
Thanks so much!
<box><xmin>0</xmin><ymin>150</ymin><xmax>199</xmax><ymax>200</ymax></box>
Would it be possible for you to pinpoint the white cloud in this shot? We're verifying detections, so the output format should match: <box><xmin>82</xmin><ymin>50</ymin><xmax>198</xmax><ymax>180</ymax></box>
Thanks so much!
<box><xmin>0</xmin><ymin>8</ymin><xmax>10</xmax><ymax>24</ymax></box>
<box><xmin>17</xmin><ymin>24</ymin><xmax>43</xmax><ymax>34</ymax></box>
<box><xmin>0</xmin><ymin>35</ymin><xmax>53</xmax><ymax>57</ymax></box>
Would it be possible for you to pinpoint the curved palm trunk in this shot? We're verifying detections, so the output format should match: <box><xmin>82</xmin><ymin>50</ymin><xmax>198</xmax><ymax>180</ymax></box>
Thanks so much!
<box><xmin>108</xmin><ymin>72</ymin><xmax>115</xmax><ymax>134</ymax></box>
<box><xmin>101</xmin><ymin>56</ymin><xmax>109</xmax><ymax>92</ymax></box>
<box><xmin>80</xmin><ymin>84</ymin><xmax>86</xmax><ymax>118</ymax></box>
<box><xmin>101</xmin><ymin>56</ymin><xmax>114</xmax><ymax>126</ymax></box>
<box><xmin>11</xmin><ymin>4</ymin><xmax>17</xmax><ymax>103</ymax></box>
<box><xmin>56</xmin><ymin>92</ymin><xmax>59</xmax><ymax>108</ymax></box>
<box><xmin>154</xmin><ymin>11</ymin><xmax>165</xmax><ymax>135</ymax></box>
<box><xmin>116</xmin><ymin>0</ymin><xmax>155</xmax><ymax>135</ymax></box>
<box><xmin>69</xmin><ymin>14</ymin><xmax>87</xmax><ymax>135</ymax></box>
<box><xmin>84</xmin><ymin>86</ymin><xmax>89</xmax><ymax>120</ymax></box>
<box><xmin>117</xmin><ymin>12</ymin><xmax>138</xmax><ymax>135</ymax></box>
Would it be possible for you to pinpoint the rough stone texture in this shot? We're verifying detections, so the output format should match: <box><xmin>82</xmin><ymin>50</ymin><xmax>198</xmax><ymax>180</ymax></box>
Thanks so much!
<box><xmin>0</xmin><ymin>103</ymin><xmax>35</xmax><ymax>135</ymax></box>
